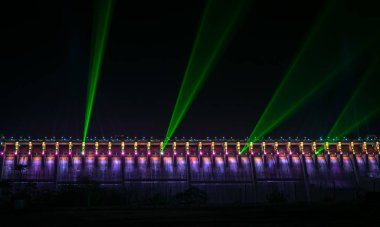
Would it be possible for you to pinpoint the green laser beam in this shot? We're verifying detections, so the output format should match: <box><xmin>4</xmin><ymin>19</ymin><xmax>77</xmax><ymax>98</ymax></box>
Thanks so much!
<box><xmin>316</xmin><ymin>109</ymin><xmax>379</xmax><ymax>154</ymax></box>
<box><xmin>240</xmin><ymin>2</ymin><xmax>337</xmax><ymax>153</ymax></box>
<box><xmin>316</xmin><ymin>58</ymin><xmax>380</xmax><ymax>154</ymax></box>
<box><xmin>83</xmin><ymin>0</ymin><xmax>113</xmax><ymax>142</ymax></box>
<box><xmin>163</xmin><ymin>0</ymin><xmax>250</xmax><ymax>150</ymax></box>
<box><xmin>240</xmin><ymin>0</ymin><xmax>380</xmax><ymax>153</ymax></box>
<box><xmin>240</xmin><ymin>55</ymin><xmax>356</xmax><ymax>153</ymax></box>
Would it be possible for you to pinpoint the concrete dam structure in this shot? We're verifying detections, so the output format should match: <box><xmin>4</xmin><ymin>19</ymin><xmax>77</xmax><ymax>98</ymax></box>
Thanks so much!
<box><xmin>1</xmin><ymin>139</ymin><xmax>380</xmax><ymax>203</ymax></box>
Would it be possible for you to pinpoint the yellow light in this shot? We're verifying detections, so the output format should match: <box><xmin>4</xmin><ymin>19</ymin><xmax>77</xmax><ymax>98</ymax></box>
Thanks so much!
<box><xmin>325</xmin><ymin>142</ymin><xmax>329</xmax><ymax>154</ymax></box>
<box><xmin>82</xmin><ymin>141</ymin><xmax>85</xmax><ymax>151</ymax></box>
<box><xmin>249</xmin><ymin>142</ymin><xmax>253</xmax><ymax>152</ymax></box>
<box><xmin>172</xmin><ymin>141</ymin><xmax>176</xmax><ymax>152</ymax></box>
<box><xmin>286</xmin><ymin>142</ymin><xmax>291</xmax><ymax>152</ymax></box>
<box><xmin>28</xmin><ymin>141</ymin><xmax>32</xmax><ymax>152</ymax></box>
<box><xmin>198</xmin><ymin>142</ymin><xmax>202</xmax><ymax>151</ymax></box>
<box><xmin>95</xmin><ymin>142</ymin><xmax>99</xmax><ymax>151</ymax></box>
<box><xmin>186</xmin><ymin>142</ymin><xmax>189</xmax><ymax>152</ymax></box>
<box><xmin>56</xmin><ymin>142</ymin><xmax>60</xmax><ymax>151</ymax></box>
<box><xmin>211</xmin><ymin>142</ymin><xmax>215</xmax><ymax>152</ymax></box>
<box><xmin>261</xmin><ymin>142</ymin><xmax>266</xmax><ymax>152</ymax></box>
<box><xmin>337</xmin><ymin>142</ymin><xmax>342</xmax><ymax>152</ymax></box>
<box><xmin>274</xmin><ymin>142</ymin><xmax>278</xmax><ymax>151</ymax></box>
<box><xmin>312</xmin><ymin>142</ymin><xmax>316</xmax><ymax>153</ymax></box>
<box><xmin>236</xmin><ymin>141</ymin><xmax>240</xmax><ymax>152</ymax></box>
<box><xmin>69</xmin><ymin>142</ymin><xmax>73</xmax><ymax>151</ymax></box>
<box><xmin>160</xmin><ymin>141</ymin><xmax>163</xmax><ymax>152</ymax></box>
<box><xmin>121</xmin><ymin>141</ymin><xmax>125</xmax><ymax>151</ymax></box>
<box><xmin>363</xmin><ymin>142</ymin><xmax>367</xmax><ymax>154</ymax></box>
<box><xmin>15</xmin><ymin>141</ymin><xmax>19</xmax><ymax>155</ymax></box>
<box><xmin>299</xmin><ymin>142</ymin><xmax>304</xmax><ymax>154</ymax></box>
<box><xmin>147</xmin><ymin>141</ymin><xmax>151</xmax><ymax>152</ymax></box>
<box><xmin>108</xmin><ymin>141</ymin><xmax>112</xmax><ymax>151</ymax></box>
<box><xmin>224</xmin><ymin>142</ymin><xmax>228</xmax><ymax>152</ymax></box>
<box><xmin>134</xmin><ymin>141</ymin><xmax>138</xmax><ymax>152</ymax></box>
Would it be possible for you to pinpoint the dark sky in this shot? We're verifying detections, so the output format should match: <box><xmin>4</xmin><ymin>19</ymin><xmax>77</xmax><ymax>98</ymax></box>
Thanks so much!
<box><xmin>1</xmin><ymin>0</ymin><xmax>379</xmax><ymax>139</ymax></box>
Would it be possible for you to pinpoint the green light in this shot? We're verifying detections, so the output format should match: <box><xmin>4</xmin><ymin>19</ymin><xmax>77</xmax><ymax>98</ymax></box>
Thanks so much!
<box><xmin>241</xmin><ymin>1</ymin><xmax>376</xmax><ymax>154</ymax></box>
<box><xmin>83</xmin><ymin>0</ymin><xmax>113</xmax><ymax>142</ymax></box>
<box><xmin>240</xmin><ymin>3</ymin><xmax>336</xmax><ymax>153</ymax></box>
<box><xmin>316</xmin><ymin>59</ymin><xmax>380</xmax><ymax>154</ymax></box>
<box><xmin>163</xmin><ymin>0</ymin><xmax>250</xmax><ymax>150</ymax></box>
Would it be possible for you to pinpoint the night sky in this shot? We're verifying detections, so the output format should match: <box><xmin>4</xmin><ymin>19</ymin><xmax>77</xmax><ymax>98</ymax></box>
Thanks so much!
<box><xmin>1</xmin><ymin>0</ymin><xmax>380</xmax><ymax>139</ymax></box>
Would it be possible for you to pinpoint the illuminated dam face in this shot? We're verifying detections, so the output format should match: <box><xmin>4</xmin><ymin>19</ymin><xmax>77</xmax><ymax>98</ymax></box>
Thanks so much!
<box><xmin>1</xmin><ymin>140</ymin><xmax>380</xmax><ymax>203</ymax></box>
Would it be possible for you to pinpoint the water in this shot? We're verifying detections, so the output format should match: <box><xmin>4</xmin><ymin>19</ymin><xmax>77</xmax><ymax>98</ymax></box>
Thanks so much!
<box><xmin>2</xmin><ymin>153</ymin><xmax>380</xmax><ymax>203</ymax></box>
<box><xmin>291</xmin><ymin>156</ymin><xmax>302</xmax><ymax>178</ymax></box>
<box><xmin>305</xmin><ymin>156</ymin><xmax>318</xmax><ymax>186</ymax></box>
<box><xmin>317</xmin><ymin>156</ymin><xmax>330</xmax><ymax>186</ymax></box>
<box><xmin>356</xmin><ymin>156</ymin><xmax>366</xmax><ymax>177</ymax></box>
<box><xmin>368</xmin><ymin>156</ymin><xmax>380</xmax><ymax>178</ymax></box>
<box><xmin>2</xmin><ymin>156</ymin><xmax>16</xmax><ymax>180</ymax></box>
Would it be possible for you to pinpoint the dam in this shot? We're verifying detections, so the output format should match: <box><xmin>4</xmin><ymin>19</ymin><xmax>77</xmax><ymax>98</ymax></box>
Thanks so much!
<box><xmin>1</xmin><ymin>139</ymin><xmax>380</xmax><ymax>203</ymax></box>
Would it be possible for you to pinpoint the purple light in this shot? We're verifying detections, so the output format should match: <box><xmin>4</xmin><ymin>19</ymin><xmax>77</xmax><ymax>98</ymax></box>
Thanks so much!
<box><xmin>14</xmin><ymin>152</ymin><xmax>17</xmax><ymax>155</ymax></box>
<box><xmin>225</xmin><ymin>152</ymin><xmax>228</xmax><ymax>156</ymax></box>
<box><xmin>200</xmin><ymin>151</ymin><xmax>203</xmax><ymax>156</ymax></box>
<box><xmin>0</xmin><ymin>152</ymin><xmax>3</xmax><ymax>156</ymax></box>
<box><xmin>276</xmin><ymin>151</ymin><xmax>279</xmax><ymax>155</ymax></box>
<box><xmin>42</xmin><ymin>151</ymin><xmax>45</xmax><ymax>155</ymax></box>
<box><xmin>69</xmin><ymin>151</ymin><xmax>72</xmax><ymax>156</ymax></box>
<box><xmin>174</xmin><ymin>152</ymin><xmax>177</xmax><ymax>156</ymax></box>
<box><xmin>186</xmin><ymin>151</ymin><xmax>190</xmax><ymax>156</ymax></box>
<box><xmin>134</xmin><ymin>151</ymin><xmax>138</xmax><ymax>156</ymax></box>
<box><xmin>55</xmin><ymin>151</ymin><xmax>58</xmax><ymax>156</ymax></box>
<box><xmin>212</xmin><ymin>151</ymin><xmax>216</xmax><ymax>156</ymax></box>
<box><xmin>108</xmin><ymin>151</ymin><xmax>111</xmax><ymax>156</ymax></box>
<box><xmin>121</xmin><ymin>151</ymin><xmax>125</xmax><ymax>156</ymax></box>
<box><xmin>290</xmin><ymin>151</ymin><xmax>293</xmax><ymax>155</ymax></box>
<box><xmin>147</xmin><ymin>151</ymin><xmax>151</xmax><ymax>156</ymax></box>
<box><xmin>28</xmin><ymin>151</ymin><xmax>31</xmax><ymax>156</ymax></box>
<box><xmin>95</xmin><ymin>151</ymin><xmax>98</xmax><ymax>156</ymax></box>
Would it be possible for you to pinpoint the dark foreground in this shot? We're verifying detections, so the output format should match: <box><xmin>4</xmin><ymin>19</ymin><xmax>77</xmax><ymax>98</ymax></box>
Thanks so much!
<box><xmin>1</xmin><ymin>203</ymin><xmax>379</xmax><ymax>227</ymax></box>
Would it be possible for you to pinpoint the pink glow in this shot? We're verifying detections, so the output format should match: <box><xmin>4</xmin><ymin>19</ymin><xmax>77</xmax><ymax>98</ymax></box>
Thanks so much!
<box><xmin>14</xmin><ymin>152</ymin><xmax>17</xmax><ymax>155</ymax></box>
<box><xmin>186</xmin><ymin>152</ymin><xmax>190</xmax><ymax>156</ymax></box>
<box><xmin>212</xmin><ymin>151</ymin><xmax>215</xmax><ymax>156</ymax></box>
<box><xmin>290</xmin><ymin>151</ymin><xmax>293</xmax><ymax>155</ymax></box>
<box><xmin>251</xmin><ymin>152</ymin><xmax>254</xmax><ymax>155</ymax></box>
<box><xmin>0</xmin><ymin>152</ymin><xmax>3</xmax><ymax>156</ymax></box>
<box><xmin>121</xmin><ymin>151</ymin><xmax>125</xmax><ymax>156</ymax></box>
<box><xmin>134</xmin><ymin>151</ymin><xmax>138</xmax><ymax>156</ymax></box>
<box><xmin>28</xmin><ymin>151</ymin><xmax>31</xmax><ymax>155</ymax></box>
<box><xmin>225</xmin><ymin>152</ymin><xmax>228</xmax><ymax>156</ymax></box>
<box><xmin>174</xmin><ymin>152</ymin><xmax>177</xmax><ymax>156</ymax></box>
<box><xmin>200</xmin><ymin>151</ymin><xmax>203</xmax><ymax>156</ymax></box>
<box><xmin>69</xmin><ymin>151</ymin><xmax>72</xmax><ymax>156</ymax></box>
<box><xmin>147</xmin><ymin>151</ymin><xmax>151</xmax><ymax>156</ymax></box>
<box><xmin>276</xmin><ymin>151</ymin><xmax>279</xmax><ymax>155</ymax></box>
<box><xmin>95</xmin><ymin>151</ymin><xmax>98</xmax><ymax>156</ymax></box>
<box><xmin>108</xmin><ymin>151</ymin><xmax>111</xmax><ymax>156</ymax></box>
<box><xmin>55</xmin><ymin>151</ymin><xmax>58</xmax><ymax>156</ymax></box>
<box><xmin>42</xmin><ymin>151</ymin><xmax>45</xmax><ymax>155</ymax></box>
